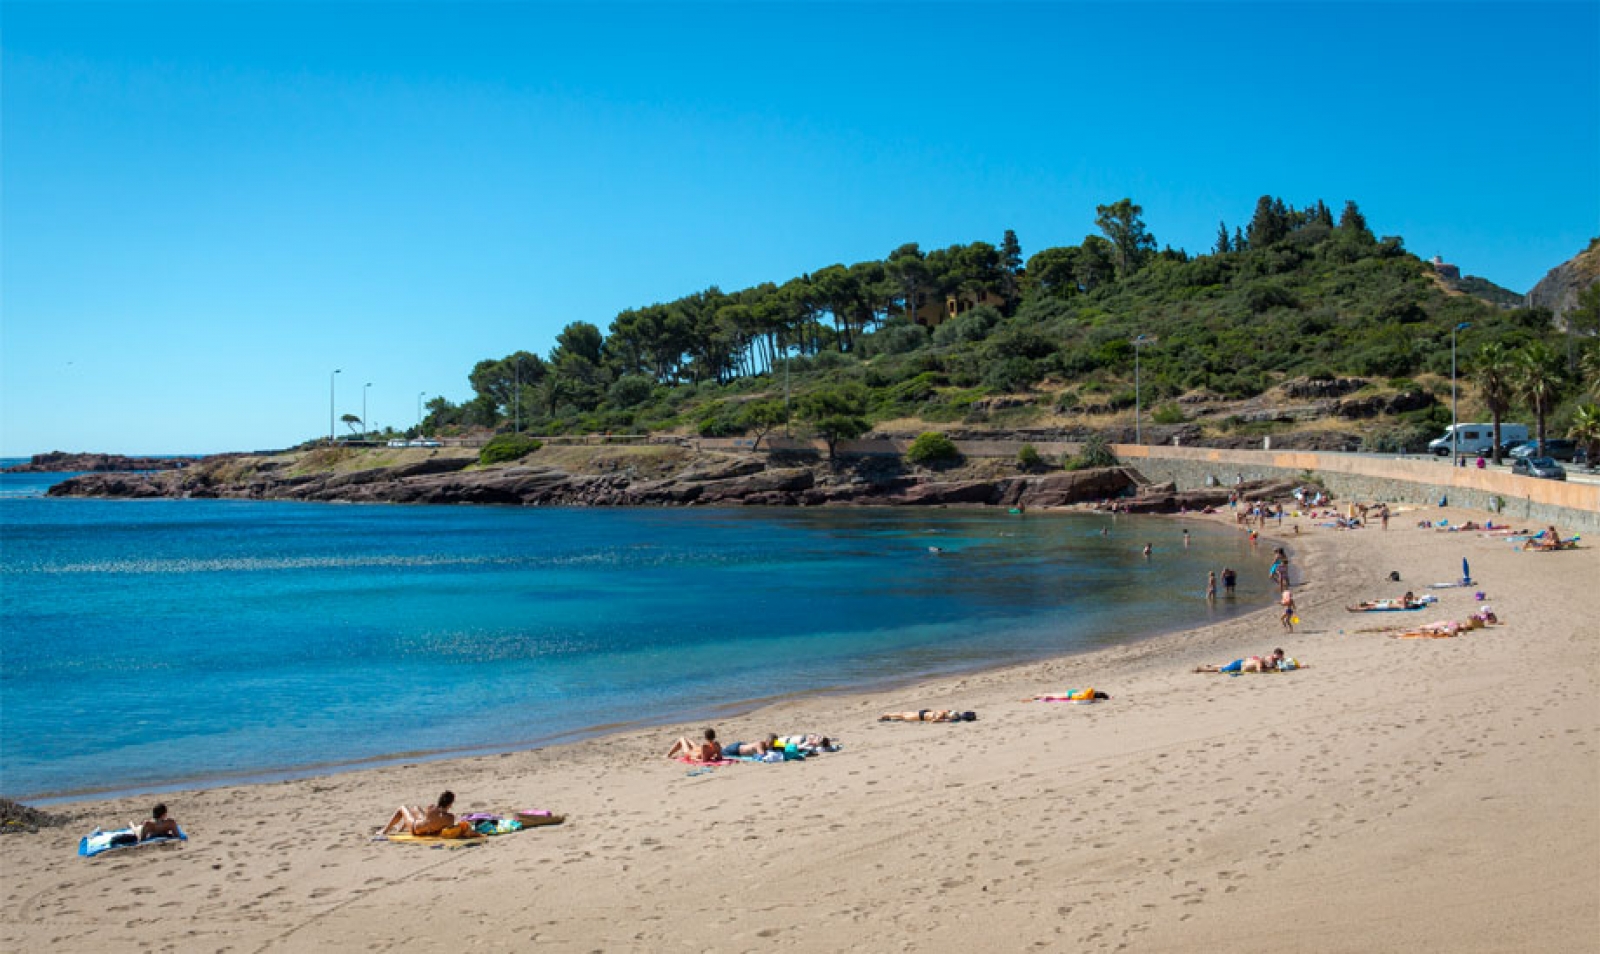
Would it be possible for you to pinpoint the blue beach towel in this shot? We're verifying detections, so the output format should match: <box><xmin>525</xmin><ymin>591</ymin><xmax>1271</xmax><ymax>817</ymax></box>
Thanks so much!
<box><xmin>79</xmin><ymin>826</ymin><xmax>188</xmax><ymax>858</ymax></box>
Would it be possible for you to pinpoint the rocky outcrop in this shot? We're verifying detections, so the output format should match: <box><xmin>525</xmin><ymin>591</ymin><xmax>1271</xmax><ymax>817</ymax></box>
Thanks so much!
<box><xmin>3</xmin><ymin>451</ymin><xmax>195</xmax><ymax>473</ymax></box>
<box><xmin>1107</xmin><ymin>479</ymin><xmax>1302</xmax><ymax>514</ymax></box>
<box><xmin>49</xmin><ymin>451</ymin><xmax>1138</xmax><ymax>511</ymax></box>
<box><xmin>1525</xmin><ymin>239</ymin><xmax>1599</xmax><ymax>321</ymax></box>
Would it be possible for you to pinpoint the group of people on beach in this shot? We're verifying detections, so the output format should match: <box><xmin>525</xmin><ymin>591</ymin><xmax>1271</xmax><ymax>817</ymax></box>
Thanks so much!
<box><xmin>666</xmin><ymin>727</ymin><xmax>840</xmax><ymax>762</ymax></box>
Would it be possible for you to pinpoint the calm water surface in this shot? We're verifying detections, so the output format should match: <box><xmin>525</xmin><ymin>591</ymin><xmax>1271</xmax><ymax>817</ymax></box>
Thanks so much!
<box><xmin>0</xmin><ymin>471</ymin><xmax>1271</xmax><ymax>800</ymax></box>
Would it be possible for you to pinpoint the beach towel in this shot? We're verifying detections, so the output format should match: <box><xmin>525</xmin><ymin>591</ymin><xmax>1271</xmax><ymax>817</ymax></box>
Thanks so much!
<box><xmin>377</xmin><ymin>833</ymin><xmax>486</xmax><ymax>848</ymax></box>
<box><xmin>79</xmin><ymin>826</ymin><xmax>187</xmax><ymax>858</ymax></box>
<box><xmin>675</xmin><ymin>757</ymin><xmax>737</xmax><ymax>767</ymax></box>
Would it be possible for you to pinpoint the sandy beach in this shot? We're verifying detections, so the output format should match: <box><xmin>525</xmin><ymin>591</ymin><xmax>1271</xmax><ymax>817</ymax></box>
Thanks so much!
<box><xmin>3</xmin><ymin>504</ymin><xmax>1597</xmax><ymax>953</ymax></box>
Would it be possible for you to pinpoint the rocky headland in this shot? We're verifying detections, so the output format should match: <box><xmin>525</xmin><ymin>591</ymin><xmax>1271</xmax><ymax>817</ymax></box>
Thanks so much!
<box><xmin>4</xmin><ymin>451</ymin><xmax>197</xmax><ymax>473</ymax></box>
<box><xmin>45</xmin><ymin>443</ymin><xmax>1301</xmax><ymax>513</ymax></box>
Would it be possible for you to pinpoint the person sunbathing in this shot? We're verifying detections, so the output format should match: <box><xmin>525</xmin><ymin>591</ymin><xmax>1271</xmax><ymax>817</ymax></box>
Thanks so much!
<box><xmin>721</xmin><ymin>735</ymin><xmax>779</xmax><ymax>757</ymax></box>
<box><xmin>1194</xmin><ymin>649</ymin><xmax>1285</xmax><ymax>673</ymax></box>
<box><xmin>137</xmin><ymin>803</ymin><xmax>180</xmax><ymax>841</ymax></box>
<box><xmin>879</xmin><ymin>709</ymin><xmax>977</xmax><ymax>722</ymax></box>
<box><xmin>1348</xmin><ymin>591</ymin><xmax>1422</xmax><ymax>611</ymax></box>
<box><xmin>776</xmin><ymin>734</ymin><xmax>837</xmax><ymax>754</ymax></box>
<box><xmin>1525</xmin><ymin>526</ymin><xmax>1566</xmax><ymax>551</ymax></box>
<box><xmin>667</xmin><ymin>728</ymin><xmax>724</xmax><ymax>761</ymax></box>
<box><xmin>380</xmin><ymin>791</ymin><xmax>464</xmax><ymax>836</ymax></box>
<box><xmin>1024</xmin><ymin>690</ymin><xmax>1111</xmax><ymax>702</ymax></box>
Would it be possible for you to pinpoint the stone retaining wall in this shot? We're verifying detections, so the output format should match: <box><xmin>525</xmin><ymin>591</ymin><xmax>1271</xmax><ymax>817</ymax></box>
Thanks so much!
<box><xmin>1113</xmin><ymin>445</ymin><xmax>1600</xmax><ymax>532</ymax></box>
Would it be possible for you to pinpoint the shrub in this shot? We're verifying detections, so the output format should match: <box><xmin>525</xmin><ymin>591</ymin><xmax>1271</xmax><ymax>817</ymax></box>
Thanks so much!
<box><xmin>606</xmin><ymin>374</ymin><xmax>656</xmax><ymax>409</ymax></box>
<box><xmin>983</xmin><ymin>357</ymin><xmax>1037</xmax><ymax>392</ymax></box>
<box><xmin>906</xmin><ymin>431</ymin><xmax>961</xmax><ymax>466</ymax></box>
<box><xmin>1017</xmin><ymin>443</ymin><xmax>1044</xmax><ymax>470</ymax></box>
<box><xmin>1063</xmin><ymin>434</ymin><xmax>1119</xmax><ymax>470</ymax></box>
<box><xmin>479</xmin><ymin>433</ymin><xmax>543</xmax><ymax>465</ymax></box>
<box><xmin>1152</xmin><ymin>403</ymin><xmax>1186</xmax><ymax>425</ymax></box>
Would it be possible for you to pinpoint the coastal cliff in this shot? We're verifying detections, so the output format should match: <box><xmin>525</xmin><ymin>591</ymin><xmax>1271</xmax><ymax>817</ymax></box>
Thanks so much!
<box><xmin>46</xmin><ymin>445</ymin><xmax>1145</xmax><ymax>509</ymax></box>
<box><xmin>1525</xmin><ymin>237</ymin><xmax>1600</xmax><ymax>321</ymax></box>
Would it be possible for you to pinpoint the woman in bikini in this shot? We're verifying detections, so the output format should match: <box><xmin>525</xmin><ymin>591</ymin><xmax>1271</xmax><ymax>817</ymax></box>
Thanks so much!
<box><xmin>380</xmin><ymin>791</ymin><xmax>459</xmax><ymax>836</ymax></box>
<box><xmin>666</xmin><ymin>728</ymin><xmax>724</xmax><ymax>761</ymax></box>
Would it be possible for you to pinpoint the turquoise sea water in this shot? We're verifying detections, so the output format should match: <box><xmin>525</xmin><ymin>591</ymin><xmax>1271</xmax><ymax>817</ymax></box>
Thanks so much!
<box><xmin>0</xmin><ymin>470</ymin><xmax>1270</xmax><ymax>800</ymax></box>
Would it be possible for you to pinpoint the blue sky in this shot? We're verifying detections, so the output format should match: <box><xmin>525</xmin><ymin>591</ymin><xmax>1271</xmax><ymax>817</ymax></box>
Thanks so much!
<box><xmin>3</xmin><ymin>1</ymin><xmax>1597</xmax><ymax>456</ymax></box>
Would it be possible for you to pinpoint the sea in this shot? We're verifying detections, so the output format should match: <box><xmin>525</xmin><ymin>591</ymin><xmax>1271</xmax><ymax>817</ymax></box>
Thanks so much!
<box><xmin>0</xmin><ymin>463</ymin><xmax>1271</xmax><ymax>802</ymax></box>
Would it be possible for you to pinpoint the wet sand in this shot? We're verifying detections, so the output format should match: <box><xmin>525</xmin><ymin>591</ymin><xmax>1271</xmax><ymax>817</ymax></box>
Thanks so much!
<box><xmin>3</xmin><ymin>505</ymin><xmax>1596</xmax><ymax>953</ymax></box>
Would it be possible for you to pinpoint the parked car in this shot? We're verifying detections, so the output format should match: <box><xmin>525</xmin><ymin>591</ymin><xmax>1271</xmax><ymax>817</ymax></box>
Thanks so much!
<box><xmin>1498</xmin><ymin>439</ymin><xmax>1530</xmax><ymax>457</ymax></box>
<box><xmin>1511</xmin><ymin>456</ymin><xmax>1566</xmax><ymax>481</ymax></box>
<box><xmin>1509</xmin><ymin>439</ymin><xmax>1577</xmax><ymax>462</ymax></box>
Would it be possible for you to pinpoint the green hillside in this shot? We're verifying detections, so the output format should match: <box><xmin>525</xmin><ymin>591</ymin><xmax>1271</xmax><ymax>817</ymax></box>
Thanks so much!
<box><xmin>415</xmin><ymin>196</ymin><xmax>1597</xmax><ymax>454</ymax></box>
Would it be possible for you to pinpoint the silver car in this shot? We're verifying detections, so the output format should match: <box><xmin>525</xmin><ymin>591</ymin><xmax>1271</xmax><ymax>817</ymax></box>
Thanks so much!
<box><xmin>1511</xmin><ymin>457</ymin><xmax>1566</xmax><ymax>481</ymax></box>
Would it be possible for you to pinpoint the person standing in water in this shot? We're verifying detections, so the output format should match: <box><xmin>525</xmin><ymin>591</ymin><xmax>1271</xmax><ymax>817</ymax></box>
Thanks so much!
<box><xmin>1206</xmin><ymin>571</ymin><xmax>1217</xmax><ymax>602</ymax></box>
<box><xmin>1221</xmin><ymin>567</ymin><xmax>1237</xmax><ymax>596</ymax></box>
<box><xmin>1142</xmin><ymin>543</ymin><xmax>1153</xmax><ymax>558</ymax></box>
<box><xmin>1182</xmin><ymin>529</ymin><xmax>1190</xmax><ymax>548</ymax></box>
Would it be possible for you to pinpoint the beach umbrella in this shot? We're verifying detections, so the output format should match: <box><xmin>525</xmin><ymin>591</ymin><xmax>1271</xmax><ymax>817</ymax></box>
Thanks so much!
<box><xmin>1462</xmin><ymin>556</ymin><xmax>1471</xmax><ymax>583</ymax></box>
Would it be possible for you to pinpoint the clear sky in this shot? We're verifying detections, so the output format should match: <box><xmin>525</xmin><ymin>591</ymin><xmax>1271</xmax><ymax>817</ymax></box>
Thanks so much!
<box><xmin>3</xmin><ymin>1</ymin><xmax>1597</xmax><ymax>456</ymax></box>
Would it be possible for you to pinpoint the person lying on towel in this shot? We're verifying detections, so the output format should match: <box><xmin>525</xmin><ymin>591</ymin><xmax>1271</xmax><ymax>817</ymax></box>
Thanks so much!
<box><xmin>1194</xmin><ymin>649</ymin><xmax>1286</xmax><ymax>673</ymax></box>
<box><xmin>667</xmin><ymin>727</ymin><xmax>724</xmax><ymax>761</ymax></box>
<box><xmin>380</xmin><ymin>790</ymin><xmax>480</xmax><ymax>838</ymax></box>
<box><xmin>879</xmin><ymin>709</ymin><xmax>977</xmax><ymax>722</ymax></box>
<box><xmin>1024</xmin><ymin>689</ymin><xmax>1111</xmax><ymax>702</ymax></box>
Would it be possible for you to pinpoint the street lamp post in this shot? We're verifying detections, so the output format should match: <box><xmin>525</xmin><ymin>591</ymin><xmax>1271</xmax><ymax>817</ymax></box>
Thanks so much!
<box><xmin>417</xmin><ymin>391</ymin><xmax>426</xmax><ymax>433</ymax></box>
<box><xmin>1132</xmin><ymin>334</ymin><xmax>1152</xmax><ymax>445</ymax></box>
<box><xmin>514</xmin><ymin>358</ymin><xmax>521</xmax><ymax>434</ymax></box>
<box><xmin>363</xmin><ymin>383</ymin><xmax>372</xmax><ymax>441</ymax></box>
<box><xmin>329</xmin><ymin>369</ymin><xmax>342</xmax><ymax>444</ymax></box>
<box><xmin>1451</xmin><ymin>322</ymin><xmax>1471</xmax><ymax>464</ymax></box>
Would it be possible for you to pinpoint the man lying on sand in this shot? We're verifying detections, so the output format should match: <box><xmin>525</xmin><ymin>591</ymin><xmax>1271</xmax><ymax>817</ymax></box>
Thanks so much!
<box><xmin>879</xmin><ymin>710</ymin><xmax>977</xmax><ymax>722</ymax></box>
<box><xmin>1194</xmin><ymin>649</ymin><xmax>1287</xmax><ymax>673</ymax></box>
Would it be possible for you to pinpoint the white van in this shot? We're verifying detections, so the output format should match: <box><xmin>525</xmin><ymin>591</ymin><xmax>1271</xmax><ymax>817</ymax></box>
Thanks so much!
<box><xmin>1427</xmin><ymin>423</ymin><xmax>1528</xmax><ymax>457</ymax></box>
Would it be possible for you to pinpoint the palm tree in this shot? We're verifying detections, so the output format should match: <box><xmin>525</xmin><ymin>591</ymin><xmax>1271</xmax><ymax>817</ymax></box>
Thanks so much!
<box><xmin>1472</xmin><ymin>343</ymin><xmax>1516</xmax><ymax>464</ymax></box>
<box><xmin>1582</xmin><ymin>347</ymin><xmax>1600</xmax><ymax>401</ymax></box>
<box><xmin>1570</xmin><ymin>403</ymin><xmax>1600</xmax><ymax>468</ymax></box>
<box><xmin>1516</xmin><ymin>342</ymin><xmax>1565</xmax><ymax>456</ymax></box>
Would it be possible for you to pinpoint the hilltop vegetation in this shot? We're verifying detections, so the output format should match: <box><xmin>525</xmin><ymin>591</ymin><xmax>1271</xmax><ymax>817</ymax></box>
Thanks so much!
<box><xmin>411</xmin><ymin>196</ymin><xmax>1596</xmax><ymax>454</ymax></box>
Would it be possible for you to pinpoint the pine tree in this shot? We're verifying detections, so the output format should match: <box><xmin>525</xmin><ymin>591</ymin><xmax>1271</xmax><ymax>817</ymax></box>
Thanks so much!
<box><xmin>1214</xmin><ymin>220</ymin><xmax>1232</xmax><ymax>255</ymax></box>
<box><xmin>1247</xmin><ymin>195</ymin><xmax>1288</xmax><ymax>248</ymax></box>
<box><xmin>1338</xmin><ymin>200</ymin><xmax>1372</xmax><ymax>241</ymax></box>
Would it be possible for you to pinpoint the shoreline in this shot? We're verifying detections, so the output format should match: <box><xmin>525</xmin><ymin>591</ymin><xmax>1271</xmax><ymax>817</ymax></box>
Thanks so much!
<box><xmin>4</xmin><ymin>503</ymin><xmax>1596</xmax><ymax>952</ymax></box>
<box><xmin>16</xmin><ymin>509</ymin><xmax>1278</xmax><ymax>806</ymax></box>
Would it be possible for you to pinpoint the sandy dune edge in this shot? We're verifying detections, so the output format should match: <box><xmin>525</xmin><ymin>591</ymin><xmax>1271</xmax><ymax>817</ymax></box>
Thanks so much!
<box><xmin>3</xmin><ymin>506</ymin><xmax>1596</xmax><ymax>953</ymax></box>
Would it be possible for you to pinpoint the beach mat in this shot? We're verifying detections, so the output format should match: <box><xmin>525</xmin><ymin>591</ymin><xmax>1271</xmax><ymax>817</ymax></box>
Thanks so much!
<box><xmin>79</xmin><ymin>827</ymin><xmax>187</xmax><ymax>858</ymax></box>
